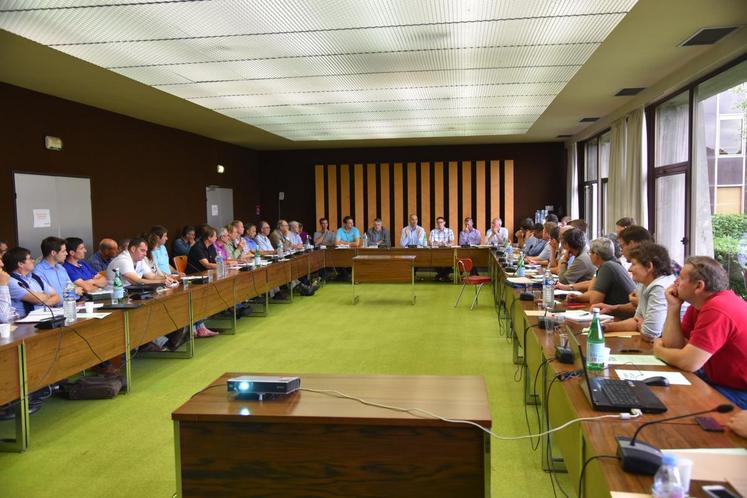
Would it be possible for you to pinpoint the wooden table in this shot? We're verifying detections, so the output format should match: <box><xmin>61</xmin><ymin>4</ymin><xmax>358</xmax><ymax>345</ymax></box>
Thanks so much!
<box><xmin>172</xmin><ymin>373</ymin><xmax>492</xmax><ymax>498</ymax></box>
<box><xmin>352</xmin><ymin>255</ymin><xmax>416</xmax><ymax>304</ymax></box>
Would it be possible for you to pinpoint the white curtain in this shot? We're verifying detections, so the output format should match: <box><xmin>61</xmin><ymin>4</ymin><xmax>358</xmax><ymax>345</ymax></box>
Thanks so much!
<box><xmin>606</xmin><ymin>108</ymin><xmax>647</xmax><ymax>233</ymax></box>
<box><xmin>691</xmin><ymin>87</ymin><xmax>714</xmax><ymax>258</ymax></box>
<box><xmin>566</xmin><ymin>142</ymin><xmax>579</xmax><ymax>218</ymax></box>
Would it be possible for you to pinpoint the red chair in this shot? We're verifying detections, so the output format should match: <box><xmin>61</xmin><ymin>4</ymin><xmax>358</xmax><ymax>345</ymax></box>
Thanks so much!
<box><xmin>454</xmin><ymin>258</ymin><xmax>491</xmax><ymax>310</ymax></box>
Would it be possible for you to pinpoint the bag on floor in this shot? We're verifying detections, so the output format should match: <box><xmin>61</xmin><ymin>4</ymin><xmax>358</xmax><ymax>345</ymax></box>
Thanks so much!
<box><xmin>63</xmin><ymin>376</ymin><xmax>123</xmax><ymax>400</ymax></box>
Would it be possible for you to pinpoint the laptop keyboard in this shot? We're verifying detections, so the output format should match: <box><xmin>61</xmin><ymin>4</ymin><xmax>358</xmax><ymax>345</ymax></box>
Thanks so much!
<box><xmin>599</xmin><ymin>379</ymin><xmax>640</xmax><ymax>406</ymax></box>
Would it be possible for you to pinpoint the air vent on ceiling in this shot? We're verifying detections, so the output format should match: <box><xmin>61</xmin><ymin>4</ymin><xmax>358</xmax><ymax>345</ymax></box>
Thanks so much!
<box><xmin>681</xmin><ymin>27</ymin><xmax>739</xmax><ymax>46</ymax></box>
<box><xmin>557</xmin><ymin>134</ymin><xmax>572</xmax><ymax>138</ymax></box>
<box><xmin>579</xmin><ymin>117</ymin><xmax>599</xmax><ymax>123</ymax></box>
<box><xmin>615</xmin><ymin>87</ymin><xmax>645</xmax><ymax>96</ymax></box>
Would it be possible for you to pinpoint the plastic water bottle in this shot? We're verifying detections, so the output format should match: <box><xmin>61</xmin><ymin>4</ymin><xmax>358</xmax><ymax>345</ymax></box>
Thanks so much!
<box><xmin>276</xmin><ymin>243</ymin><xmax>283</xmax><ymax>259</ymax></box>
<box><xmin>542</xmin><ymin>268</ymin><xmax>555</xmax><ymax>310</ymax></box>
<box><xmin>63</xmin><ymin>281</ymin><xmax>77</xmax><ymax>324</ymax></box>
<box><xmin>652</xmin><ymin>454</ymin><xmax>684</xmax><ymax>498</ymax></box>
<box><xmin>215</xmin><ymin>253</ymin><xmax>225</xmax><ymax>278</ymax></box>
<box><xmin>516</xmin><ymin>251</ymin><xmax>526</xmax><ymax>277</ymax></box>
<box><xmin>506</xmin><ymin>244</ymin><xmax>514</xmax><ymax>266</ymax></box>
<box><xmin>362</xmin><ymin>233</ymin><xmax>368</xmax><ymax>248</ymax></box>
<box><xmin>254</xmin><ymin>250</ymin><xmax>261</xmax><ymax>266</ymax></box>
<box><xmin>112</xmin><ymin>269</ymin><xmax>125</xmax><ymax>304</ymax></box>
<box><xmin>587</xmin><ymin>308</ymin><xmax>606</xmax><ymax>371</ymax></box>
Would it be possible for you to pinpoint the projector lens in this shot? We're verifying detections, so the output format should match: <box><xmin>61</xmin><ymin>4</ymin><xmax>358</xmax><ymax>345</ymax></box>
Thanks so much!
<box><xmin>238</xmin><ymin>381</ymin><xmax>250</xmax><ymax>392</ymax></box>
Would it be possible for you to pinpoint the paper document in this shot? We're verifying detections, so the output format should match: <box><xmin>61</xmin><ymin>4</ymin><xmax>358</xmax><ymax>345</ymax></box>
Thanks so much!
<box><xmin>615</xmin><ymin>370</ymin><xmax>691</xmax><ymax>385</ymax></box>
<box><xmin>554</xmin><ymin>289</ymin><xmax>582</xmax><ymax>296</ymax></box>
<box><xmin>16</xmin><ymin>310</ymin><xmax>57</xmax><ymax>323</ymax></box>
<box><xmin>507</xmin><ymin>277</ymin><xmax>535</xmax><ymax>285</ymax></box>
<box><xmin>76</xmin><ymin>303</ymin><xmax>103</xmax><ymax>311</ymax></box>
<box><xmin>76</xmin><ymin>312</ymin><xmax>111</xmax><ymax>320</ymax></box>
<box><xmin>604</xmin><ymin>331</ymin><xmax>640</xmax><ymax>338</ymax></box>
<box><xmin>606</xmin><ymin>354</ymin><xmax>666</xmax><ymax>366</ymax></box>
<box><xmin>561</xmin><ymin>310</ymin><xmax>614</xmax><ymax>321</ymax></box>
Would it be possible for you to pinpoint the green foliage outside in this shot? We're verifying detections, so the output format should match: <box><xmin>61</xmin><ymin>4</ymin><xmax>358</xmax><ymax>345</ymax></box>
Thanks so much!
<box><xmin>711</xmin><ymin>214</ymin><xmax>747</xmax><ymax>298</ymax></box>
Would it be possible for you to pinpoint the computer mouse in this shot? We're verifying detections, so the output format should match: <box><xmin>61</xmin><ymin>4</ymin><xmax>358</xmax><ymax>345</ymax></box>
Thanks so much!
<box><xmin>642</xmin><ymin>376</ymin><xmax>670</xmax><ymax>387</ymax></box>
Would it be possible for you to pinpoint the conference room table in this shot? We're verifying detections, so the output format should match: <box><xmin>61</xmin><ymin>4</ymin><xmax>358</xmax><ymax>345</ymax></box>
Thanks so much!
<box><xmin>0</xmin><ymin>246</ymin><xmax>483</xmax><ymax>452</ymax></box>
<box><xmin>173</xmin><ymin>372</ymin><xmax>491</xmax><ymax>498</ymax></box>
<box><xmin>490</xmin><ymin>251</ymin><xmax>747</xmax><ymax>497</ymax></box>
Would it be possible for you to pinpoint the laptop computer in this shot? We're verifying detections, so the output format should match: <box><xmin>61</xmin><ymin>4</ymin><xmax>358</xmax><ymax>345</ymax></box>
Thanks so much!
<box><xmin>568</xmin><ymin>332</ymin><xmax>667</xmax><ymax>414</ymax></box>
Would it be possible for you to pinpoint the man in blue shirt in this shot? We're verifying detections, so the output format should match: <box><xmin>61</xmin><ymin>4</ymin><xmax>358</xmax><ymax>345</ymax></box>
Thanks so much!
<box><xmin>4</xmin><ymin>246</ymin><xmax>60</xmax><ymax>317</ymax></box>
<box><xmin>90</xmin><ymin>238</ymin><xmax>119</xmax><ymax>272</ymax></box>
<box><xmin>34</xmin><ymin>237</ymin><xmax>82</xmax><ymax>300</ymax></box>
<box><xmin>63</xmin><ymin>237</ymin><xmax>108</xmax><ymax>293</ymax></box>
<box><xmin>336</xmin><ymin>216</ymin><xmax>361</xmax><ymax>247</ymax></box>
<box><xmin>523</xmin><ymin>223</ymin><xmax>547</xmax><ymax>257</ymax></box>
<box><xmin>399</xmin><ymin>214</ymin><xmax>426</xmax><ymax>247</ymax></box>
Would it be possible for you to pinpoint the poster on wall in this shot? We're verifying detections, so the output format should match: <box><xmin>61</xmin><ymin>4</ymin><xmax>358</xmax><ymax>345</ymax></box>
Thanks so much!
<box><xmin>33</xmin><ymin>209</ymin><xmax>51</xmax><ymax>228</ymax></box>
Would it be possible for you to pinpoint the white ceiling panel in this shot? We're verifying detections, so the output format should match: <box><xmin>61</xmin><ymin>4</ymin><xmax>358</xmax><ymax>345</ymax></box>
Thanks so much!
<box><xmin>0</xmin><ymin>0</ymin><xmax>637</xmax><ymax>141</ymax></box>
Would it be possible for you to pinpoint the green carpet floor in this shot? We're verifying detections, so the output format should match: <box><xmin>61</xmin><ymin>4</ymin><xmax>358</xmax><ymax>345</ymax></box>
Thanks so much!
<box><xmin>0</xmin><ymin>280</ymin><xmax>571</xmax><ymax>497</ymax></box>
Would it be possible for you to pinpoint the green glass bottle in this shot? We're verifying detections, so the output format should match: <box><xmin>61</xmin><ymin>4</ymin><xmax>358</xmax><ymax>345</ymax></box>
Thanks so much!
<box><xmin>586</xmin><ymin>308</ymin><xmax>605</xmax><ymax>370</ymax></box>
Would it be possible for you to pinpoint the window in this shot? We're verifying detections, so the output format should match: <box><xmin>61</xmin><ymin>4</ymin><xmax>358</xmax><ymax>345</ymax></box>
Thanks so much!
<box><xmin>580</xmin><ymin>130</ymin><xmax>611</xmax><ymax>239</ymax></box>
<box><xmin>650</xmin><ymin>91</ymin><xmax>691</xmax><ymax>264</ymax></box>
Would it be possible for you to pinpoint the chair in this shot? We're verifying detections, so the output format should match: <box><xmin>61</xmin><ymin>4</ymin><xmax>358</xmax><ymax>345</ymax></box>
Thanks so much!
<box><xmin>454</xmin><ymin>258</ymin><xmax>491</xmax><ymax>310</ymax></box>
<box><xmin>174</xmin><ymin>255</ymin><xmax>187</xmax><ymax>274</ymax></box>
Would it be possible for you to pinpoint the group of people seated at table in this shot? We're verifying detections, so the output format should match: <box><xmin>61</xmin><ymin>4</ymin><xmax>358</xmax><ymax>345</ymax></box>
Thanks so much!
<box><xmin>0</xmin><ymin>211</ymin><xmax>746</xmax><ymax>413</ymax></box>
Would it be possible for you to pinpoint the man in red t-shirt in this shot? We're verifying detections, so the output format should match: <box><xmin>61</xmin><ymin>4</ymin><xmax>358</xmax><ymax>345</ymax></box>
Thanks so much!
<box><xmin>654</xmin><ymin>256</ymin><xmax>747</xmax><ymax>409</ymax></box>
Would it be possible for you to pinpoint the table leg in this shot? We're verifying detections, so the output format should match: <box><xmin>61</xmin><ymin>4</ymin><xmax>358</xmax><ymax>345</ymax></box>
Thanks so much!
<box><xmin>0</xmin><ymin>343</ymin><xmax>29</xmax><ymax>452</ymax></box>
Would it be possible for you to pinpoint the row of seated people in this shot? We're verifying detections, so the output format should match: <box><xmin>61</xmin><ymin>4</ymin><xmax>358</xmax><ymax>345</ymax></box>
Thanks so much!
<box><xmin>512</xmin><ymin>216</ymin><xmax>747</xmax><ymax>410</ymax></box>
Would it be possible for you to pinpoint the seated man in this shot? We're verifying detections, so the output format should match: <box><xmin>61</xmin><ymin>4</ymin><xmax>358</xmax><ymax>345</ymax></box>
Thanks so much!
<box><xmin>185</xmin><ymin>227</ymin><xmax>222</xmax><ymax>335</ymax></box>
<box><xmin>107</xmin><ymin>238</ymin><xmax>176</xmax><ymax>289</ymax></box>
<box><xmin>365</xmin><ymin>218</ymin><xmax>391</xmax><ymax>248</ymax></box>
<box><xmin>400</xmin><ymin>214</ymin><xmax>426</xmax><ymax>247</ymax></box>
<box><xmin>229</xmin><ymin>220</ymin><xmax>250</xmax><ymax>258</ymax></box>
<box><xmin>288</xmin><ymin>221</ymin><xmax>305</xmax><ymax>249</ymax></box>
<box><xmin>429</xmin><ymin>216</ymin><xmax>454</xmax><ymax>281</ymax></box>
<box><xmin>243</xmin><ymin>223</ymin><xmax>260</xmax><ymax>255</ymax></box>
<box><xmin>484</xmin><ymin>217</ymin><xmax>509</xmax><ymax>246</ymax></box>
<box><xmin>4</xmin><ymin>247</ymin><xmax>60</xmax><ymax>317</ymax></box>
<box><xmin>34</xmin><ymin>237</ymin><xmax>82</xmax><ymax>300</ymax></box>
<box><xmin>654</xmin><ymin>256</ymin><xmax>747</xmax><ymax>408</ymax></box>
<box><xmin>458</xmin><ymin>217</ymin><xmax>481</xmax><ymax>246</ymax></box>
<box><xmin>564</xmin><ymin>237</ymin><xmax>635</xmax><ymax>306</ymax></box>
<box><xmin>172</xmin><ymin>225</ymin><xmax>196</xmax><ymax>258</ymax></box>
<box><xmin>526</xmin><ymin>221</ymin><xmax>557</xmax><ymax>265</ymax></box>
<box><xmin>557</xmin><ymin>228</ymin><xmax>595</xmax><ymax>285</ymax></box>
<box><xmin>89</xmin><ymin>238</ymin><xmax>118</xmax><ymax>272</ymax></box>
<box><xmin>254</xmin><ymin>221</ymin><xmax>276</xmax><ymax>255</ymax></box>
<box><xmin>0</xmin><ymin>254</ymin><xmax>13</xmax><ymax>323</ymax></box>
<box><xmin>514</xmin><ymin>218</ymin><xmax>534</xmax><ymax>248</ymax></box>
<box><xmin>336</xmin><ymin>216</ymin><xmax>362</xmax><ymax>248</ymax></box>
<box><xmin>63</xmin><ymin>237</ymin><xmax>108</xmax><ymax>293</ymax></box>
<box><xmin>270</xmin><ymin>220</ymin><xmax>294</xmax><ymax>253</ymax></box>
<box><xmin>522</xmin><ymin>223</ymin><xmax>547</xmax><ymax>257</ymax></box>
<box><xmin>0</xmin><ymin>240</ymin><xmax>8</xmax><ymax>259</ymax></box>
<box><xmin>313</xmin><ymin>217</ymin><xmax>337</xmax><ymax>247</ymax></box>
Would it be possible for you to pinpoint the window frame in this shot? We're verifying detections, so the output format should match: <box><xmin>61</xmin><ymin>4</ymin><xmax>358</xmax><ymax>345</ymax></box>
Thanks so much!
<box><xmin>578</xmin><ymin>128</ymin><xmax>611</xmax><ymax>239</ymax></box>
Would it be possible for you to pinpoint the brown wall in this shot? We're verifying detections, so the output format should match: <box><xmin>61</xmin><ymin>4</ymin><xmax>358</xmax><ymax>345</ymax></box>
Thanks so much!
<box><xmin>0</xmin><ymin>83</ymin><xmax>260</xmax><ymax>247</ymax></box>
<box><xmin>258</xmin><ymin>143</ymin><xmax>566</xmax><ymax>234</ymax></box>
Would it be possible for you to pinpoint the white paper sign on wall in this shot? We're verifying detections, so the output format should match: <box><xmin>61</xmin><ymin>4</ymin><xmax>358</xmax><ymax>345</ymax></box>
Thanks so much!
<box><xmin>33</xmin><ymin>209</ymin><xmax>51</xmax><ymax>228</ymax></box>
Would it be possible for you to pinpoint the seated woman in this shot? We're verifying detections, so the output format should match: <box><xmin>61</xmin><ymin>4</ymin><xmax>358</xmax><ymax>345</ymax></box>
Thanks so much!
<box><xmin>186</xmin><ymin>226</ymin><xmax>220</xmax><ymax>337</ymax></box>
<box><xmin>563</xmin><ymin>237</ymin><xmax>635</xmax><ymax>307</ymax></box>
<box><xmin>601</xmin><ymin>243</ymin><xmax>675</xmax><ymax>341</ymax></box>
<box><xmin>149</xmin><ymin>225</ymin><xmax>180</xmax><ymax>276</ymax></box>
<box><xmin>213</xmin><ymin>226</ymin><xmax>233</xmax><ymax>262</ymax></box>
<box><xmin>557</xmin><ymin>228</ymin><xmax>596</xmax><ymax>285</ymax></box>
<box><xmin>63</xmin><ymin>237</ymin><xmax>108</xmax><ymax>293</ymax></box>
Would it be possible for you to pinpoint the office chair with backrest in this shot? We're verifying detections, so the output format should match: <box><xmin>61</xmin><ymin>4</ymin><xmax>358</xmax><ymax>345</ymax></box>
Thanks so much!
<box><xmin>173</xmin><ymin>255</ymin><xmax>187</xmax><ymax>274</ymax></box>
<box><xmin>454</xmin><ymin>258</ymin><xmax>491</xmax><ymax>310</ymax></box>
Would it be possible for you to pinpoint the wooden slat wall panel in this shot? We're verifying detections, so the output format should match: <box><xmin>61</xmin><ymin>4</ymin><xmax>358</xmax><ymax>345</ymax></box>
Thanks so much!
<box><xmin>448</xmin><ymin>161</ymin><xmax>458</xmax><ymax>232</ymax></box>
<box><xmin>476</xmin><ymin>161</ymin><xmax>486</xmax><ymax>232</ymax></box>
<box><xmin>393</xmin><ymin>163</ymin><xmax>404</xmax><ymax>232</ymax></box>
<box><xmin>420</xmin><ymin>162</ymin><xmax>430</xmax><ymax>234</ymax></box>
<box><xmin>315</xmin><ymin>164</ymin><xmax>325</xmax><ymax>226</ymax></box>
<box><xmin>434</xmin><ymin>162</ymin><xmax>444</xmax><ymax>219</ymax></box>
<box><xmin>380</xmin><ymin>163</ymin><xmax>390</xmax><ymax>233</ymax></box>
<box><xmin>327</xmin><ymin>165</ymin><xmax>338</xmax><ymax>230</ymax></box>
<box><xmin>367</xmin><ymin>163</ymin><xmax>376</xmax><ymax>229</ymax></box>
<box><xmin>354</xmin><ymin>164</ymin><xmax>364</xmax><ymax>227</ymax></box>
<box><xmin>313</xmin><ymin>159</ymin><xmax>513</xmax><ymax>241</ymax></box>
<box><xmin>339</xmin><ymin>164</ymin><xmax>350</xmax><ymax>220</ymax></box>
<box><xmin>505</xmin><ymin>160</ymin><xmax>515</xmax><ymax>237</ymax></box>
<box><xmin>462</xmin><ymin>160</ymin><xmax>472</xmax><ymax>222</ymax></box>
<box><xmin>407</xmin><ymin>162</ymin><xmax>417</xmax><ymax>220</ymax></box>
<box><xmin>489</xmin><ymin>160</ymin><xmax>501</xmax><ymax>227</ymax></box>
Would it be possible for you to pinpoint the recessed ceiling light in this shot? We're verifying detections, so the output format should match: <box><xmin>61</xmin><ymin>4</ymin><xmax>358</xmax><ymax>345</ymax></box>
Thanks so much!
<box><xmin>579</xmin><ymin>117</ymin><xmax>599</xmax><ymax>123</ymax></box>
<box><xmin>615</xmin><ymin>87</ymin><xmax>645</xmax><ymax>96</ymax></box>
<box><xmin>680</xmin><ymin>27</ymin><xmax>739</xmax><ymax>46</ymax></box>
